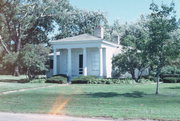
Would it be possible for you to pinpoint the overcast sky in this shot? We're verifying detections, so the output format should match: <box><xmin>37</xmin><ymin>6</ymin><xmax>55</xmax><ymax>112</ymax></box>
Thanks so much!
<box><xmin>69</xmin><ymin>0</ymin><xmax>180</xmax><ymax>24</ymax></box>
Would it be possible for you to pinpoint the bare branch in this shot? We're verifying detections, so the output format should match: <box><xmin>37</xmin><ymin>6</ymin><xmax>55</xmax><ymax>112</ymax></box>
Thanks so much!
<box><xmin>0</xmin><ymin>35</ymin><xmax>10</xmax><ymax>54</ymax></box>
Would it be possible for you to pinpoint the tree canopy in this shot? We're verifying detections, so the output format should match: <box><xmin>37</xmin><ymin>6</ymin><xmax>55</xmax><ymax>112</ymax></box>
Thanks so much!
<box><xmin>0</xmin><ymin>0</ymin><xmax>106</xmax><ymax>76</ymax></box>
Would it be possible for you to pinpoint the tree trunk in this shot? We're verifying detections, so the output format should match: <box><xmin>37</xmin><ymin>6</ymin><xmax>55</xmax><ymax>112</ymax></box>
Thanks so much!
<box><xmin>13</xmin><ymin>25</ymin><xmax>21</xmax><ymax>76</ymax></box>
<box><xmin>156</xmin><ymin>65</ymin><xmax>161</xmax><ymax>95</ymax></box>
<box><xmin>131</xmin><ymin>70</ymin><xmax>138</xmax><ymax>82</ymax></box>
<box><xmin>14</xmin><ymin>65</ymin><xmax>20</xmax><ymax>76</ymax></box>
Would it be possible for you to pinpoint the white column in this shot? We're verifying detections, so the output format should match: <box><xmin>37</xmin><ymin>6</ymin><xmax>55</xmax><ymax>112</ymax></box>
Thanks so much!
<box><xmin>67</xmin><ymin>48</ymin><xmax>72</xmax><ymax>77</ymax></box>
<box><xmin>99</xmin><ymin>47</ymin><xmax>103</xmax><ymax>77</ymax></box>
<box><xmin>53</xmin><ymin>48</ymin><xmax>57</xmax><ymax>75</ymax></box>
<box><xmin>83</xmin><ymin>48</ymin><xmax>87</xmax><ymax>76</ymax></box>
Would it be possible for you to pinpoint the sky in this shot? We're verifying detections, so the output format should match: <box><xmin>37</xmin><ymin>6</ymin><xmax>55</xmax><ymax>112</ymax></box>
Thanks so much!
<box><xmin>69</xmin><ymin>0</ymin><xmax>180</xmax><ymax>25</ymax></box>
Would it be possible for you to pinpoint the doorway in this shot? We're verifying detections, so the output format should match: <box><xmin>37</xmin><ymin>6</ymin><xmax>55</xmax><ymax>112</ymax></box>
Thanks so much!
<box><xmin>79</xmin><ymin>54</ymin><xmax>83</xmax><ymax>75</ymax></box>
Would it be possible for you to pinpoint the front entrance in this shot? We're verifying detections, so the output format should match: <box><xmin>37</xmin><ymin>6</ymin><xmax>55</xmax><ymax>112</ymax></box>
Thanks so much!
<box><xmin>79</xmin><ymin>54</ymin><xmax>83</xmax><ymax>75</ymax></box>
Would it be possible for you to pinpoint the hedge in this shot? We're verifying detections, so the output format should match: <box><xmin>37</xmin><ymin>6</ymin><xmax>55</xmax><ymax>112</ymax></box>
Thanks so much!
<box><xmin>46</xmin><ymin>74</ymin><xmax>68</xmax><ymax>84</ymax></box>
<box><xmin>162</xmin><ymin>77</ymin><xmax>180</xmax><ymax>83</ymax></box>
<box><xmin>72</xmin><ymin>76</ymin><xmax>140</xmax><ymax>84</ymax></box>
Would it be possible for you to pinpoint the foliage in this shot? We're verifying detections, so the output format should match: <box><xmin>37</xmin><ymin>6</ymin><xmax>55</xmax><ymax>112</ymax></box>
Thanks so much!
<box><xmin>55</xmin><ymin>9</ymin><xmax>106</xmax><ymax>39</ymax></box>
<box><xmin>0</xmin><ymin>0</ymin><xmax>106</xmax><ymax>75</ymax></box>
<box><xmin>138</xmin><ymin>78</ymin><xmax>155</xmax><ymax>84</ymax></box>
<box><xmin>46</xmin><ymin>75</ymin><xmax>68</xmax><ymax>84</ymax></box>
<box><xmin>2</xmin><ymin>52</ymin><xmax>19</xmax><ymax>74</ymax></box>
<box><xmin>29</xmin><ymin>79</ymin><xmax>46</xmax><ymax>83</ymax></box>
<box><xmin>146</xmin><ymin>2</ymin><xmax>179</xmax><ymax>94</ymax></box>
<box><xmin>89</xmin><ymin>78</ymin><xmax>137</xmax><ymax>84</ymax></box>
<box><xmin>112</xmin><ymin>18</ymin><xmax>150</xmax><ymax>81</ymax></box>
<box><xmin>112</xmin><ymin>48</ymin><xmax>148</xmax><ymax>81</ymax></box>
<box><xmin>72</xmin><ymin>75</ymin><xmax>97</xmax><ymax>84</ymax></box>
<box><xmin>72</xmin><ymin>76</ymin><xmax>151</xmax><ymax>84</ymax></box>
<box><xmin>104</xmin><ymin>20</ymin><xmax>126</xmax><ymax>43</ymax></box>
<box><xmin>162</xmin><ymin>77</ymin><xmax>180</xmax><ymax>83</ymax></box>
<box><xmin>19</xmin><ymin>44</ymin><xmax>50</xmax><ymax>79</ymax></box>
<box><xmin>2</xmin><ymin>52</ymin><xmax>18</xmax><ymax>65</ymax></box>
<box><xmin>161</xmin><ymin>65</ymin><xmax>180</xmax><ymax>75</ymax></box>
<box><xmin>120</xmin><ymin>17</ymin><xmax>149</xmax><ymax>48</ymax></box>
<box><xmin>0</xmin><ymin>0</ymin><xmax>69</xmax><ymax>75</ymax></box>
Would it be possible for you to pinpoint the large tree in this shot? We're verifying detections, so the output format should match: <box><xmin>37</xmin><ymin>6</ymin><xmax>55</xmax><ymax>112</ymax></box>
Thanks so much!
<box><xmin>0</xmin><ymin>0</ymin><xmax>69</xmax><ymax>75</ymax></box>
<box><xmin>112</xmin><ymin>18</ymin><xmax>150</xmax><ymax>81</ymax></box>
<box><xmin>54</xmin><ymin>9</ymin><xmax>106</xmax><ymax>39</ymax></box>
<box><xmin>112</xmin><ymin>48</ymin><xmax>148</xmax><ymax>81</ymax></box>
<box><xmin>0</xmin><ymin>0</ymin><xmax>106</xmax><ymax>75</ymax></box>
<box><xmin>147</xmin><ymin>2</ymin><xmax>180</xmax><ymax>94</ymax></box>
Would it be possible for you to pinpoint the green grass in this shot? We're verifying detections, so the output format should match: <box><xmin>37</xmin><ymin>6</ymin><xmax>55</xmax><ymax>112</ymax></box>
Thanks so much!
<box><xmin>0</xmin><ymin>75</ymin><xmax>27</xmax><ymax>81</ymax></box>
<box><xmin>0</xmin><ymin>83</ymin><xmax>180</xmax><ymax>120</ymax></box>
<box><xmin>0</xmin><ymin>83</ymin><xmax>53</xmax><ymax>92</ymax></box>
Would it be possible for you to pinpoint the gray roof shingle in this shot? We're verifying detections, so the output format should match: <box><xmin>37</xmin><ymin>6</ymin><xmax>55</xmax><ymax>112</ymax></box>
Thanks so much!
<box><xmin>51</xmin><ymin>34</ymin><xmax>102</xmax><ymax>42</ymax></box>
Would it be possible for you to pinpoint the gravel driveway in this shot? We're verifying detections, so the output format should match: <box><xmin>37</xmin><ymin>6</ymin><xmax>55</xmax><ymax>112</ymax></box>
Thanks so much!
<box><xmin>0</xmin><ymin>112</ymin><xmax>157</xmax><ymax>121</ymax></box>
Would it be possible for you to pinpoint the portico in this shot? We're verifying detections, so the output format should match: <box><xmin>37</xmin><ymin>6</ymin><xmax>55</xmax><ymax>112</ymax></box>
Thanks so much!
<box><xmin>52</xmin><ymin>46</ymin><xmax>104</xmax><ymax>79</ymax></box>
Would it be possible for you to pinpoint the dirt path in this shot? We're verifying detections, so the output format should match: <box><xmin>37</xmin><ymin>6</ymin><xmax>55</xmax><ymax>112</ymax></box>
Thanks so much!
<box><xmin>0</xmin><ymin>112</ymin><xmax>157</xmax><ymax>121</ymax></box>
<box><xmin>0</xmin><ymin>84</ymin><xmax>68</xmax><ymax>95</ymax></box>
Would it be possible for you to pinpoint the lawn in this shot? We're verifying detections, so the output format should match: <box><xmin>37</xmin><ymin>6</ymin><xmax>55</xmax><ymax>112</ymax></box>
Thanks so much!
<box><xmin>0</xmin><ymin>75</ymin><xmax>27</xmax><ymax>80</ymax></box>
<box><xmin>0</xmin><ymin>82</ymin><xmax>53</xmax><ymax>92</ymax></box>
<box><xmin>0</xmin><ymin>83</ymin><xmax>180</xmax><ymax>120</ymax></box>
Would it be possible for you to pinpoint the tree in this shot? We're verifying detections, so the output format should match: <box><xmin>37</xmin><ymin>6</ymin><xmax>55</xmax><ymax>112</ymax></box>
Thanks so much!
<box><xmin>112</xmin><ymin>48</ymin><xmax>148</xmax><ymax>81</ymax></box>
<box><xmin>104</xmin><ymin>20</ymin><xmax>126</xmax><ymax>42</ymax></box>
<box><xmin>55</xmin><ymin>9</ymin><xmax>106</xmax><ymax>39</ymax></box>
<box><xmin>147</xmin><ymin>2</ymin><xmax>179</xmax><ymax>94</ymax></box>
<box><xmin>0</xmin><ymin>0</ymin><xmax>72</xmax><ymax>75</ymax></box>
<box><xmin>19</xmin><ymin>44</ymin><xmax>50</xmax><ymax>79</ymax></box>
<box><xmin>0</xmin><ymin>0</ymin><xmax>106</xmax><ymax>75</ymax></box>
<box><xmin>112</xmin><ymin>18</ymin><xmax>150</xmax><ymax>81</ymax></box>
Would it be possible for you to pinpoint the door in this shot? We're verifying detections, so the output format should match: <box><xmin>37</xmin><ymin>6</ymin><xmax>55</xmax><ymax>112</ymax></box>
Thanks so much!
<box><xmin>79</xmin><ymin>54</ymin><xmax>83</xmax><ymax>75</ymax></box>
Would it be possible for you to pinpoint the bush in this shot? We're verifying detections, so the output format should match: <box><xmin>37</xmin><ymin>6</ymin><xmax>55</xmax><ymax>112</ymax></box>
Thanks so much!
<box><xmin>72</xmin><ymin>76</ymin><xmax>137</xmax><ymax>84</ymax></box>
<box><xmin>138</xmin><ymin>78</ymin><xmax>154</xmax><ymax>84</ymax></box>
<box><xmin>46</xmin><ymin>75</ymin><xmax>68</xmax><ymax>84</ymax></box>
<box><xmin>161</xmin><ymin>66</ymin><xmax>180</xmax><ymax>75</ymax></box>
<box><xmin>162</xmin><ymin>77</ymin><xmax>180</xmax><ymax>83</ymax></box>
<box><xmin>72</xmin><ymin>76</ymin><xmax>97</xmax><ymax>84</ymax></box>
<box><xmin>29</xmin><ymin>79</ymin><xmax>46</xmax><ymax>83</ymax></box>
<box><xmin>19</xmin><ymin>44</ymin><xmax>50</xmax><ymax>79</ymax></box>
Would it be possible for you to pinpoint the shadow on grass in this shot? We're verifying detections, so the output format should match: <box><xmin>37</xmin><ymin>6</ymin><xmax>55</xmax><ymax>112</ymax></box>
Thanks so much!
<box><xmin>85</xmin><ymin>91</ymin><xmax>146</xmax><ymax>98</ymax></box>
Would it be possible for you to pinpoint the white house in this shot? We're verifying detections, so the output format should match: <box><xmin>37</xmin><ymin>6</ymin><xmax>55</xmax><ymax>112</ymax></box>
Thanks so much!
<box><xmin>48</xmin><ymin>27</ymin><xmax>121</xmax><ymax>79</ymax></box>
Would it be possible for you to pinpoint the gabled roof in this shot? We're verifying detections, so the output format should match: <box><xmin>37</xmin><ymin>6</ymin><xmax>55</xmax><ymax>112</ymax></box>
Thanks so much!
<box><xmin>51</xmin><ymin>34</ymin><xmax>102</xmax><ymax>42</ymax></box>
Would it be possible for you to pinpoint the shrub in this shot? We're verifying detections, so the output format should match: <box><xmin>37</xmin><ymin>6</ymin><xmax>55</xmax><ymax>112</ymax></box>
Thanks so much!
<box><xmin>72</xmin><ymin>76</ymin><xmax>97</xmax><ymax>84</ymax></box>
<box><xmin>72</xmin><ymin>76</ymin><xmax>137</xmax><ymax>84</ymax></box>
<box><xmin>19</xmin><ymin>44</ymin><xmax>50</xmax><ymax>79</ymax></box>
<box><xmin>162</xmin><ymin>77</ymin><xmax>180</xmax><ymax>83</ymax></box>
<box><xmin>46</xmin><ymin>75</ymin><xmax>68</xmax><ymax>84</ymax></box>
<box><xmin>29</xmin><ymin>79</ymin><xmax>46</xmax><ymax>83</ymax></box>
<box><xmin>161</xmin><ymin>66</ymin><xmax>180</xmax><ymax>75</ymax></box>
<box><xmin>138</xmin><ymin>78</ymin><xmax>154</xmax><ymax>84</ymax></box>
